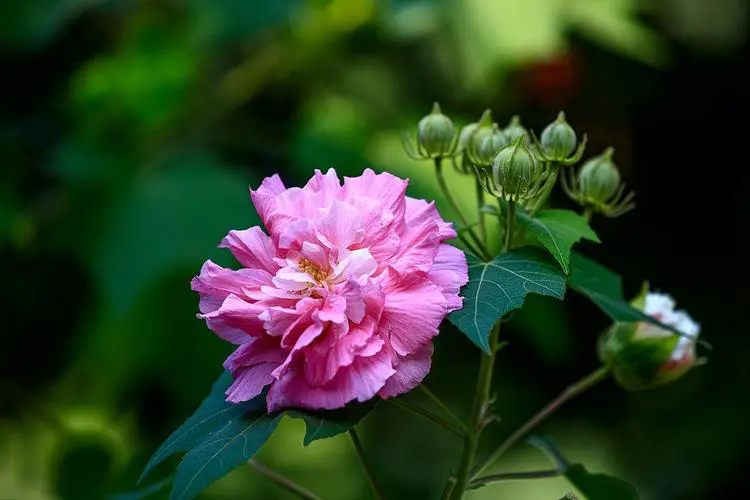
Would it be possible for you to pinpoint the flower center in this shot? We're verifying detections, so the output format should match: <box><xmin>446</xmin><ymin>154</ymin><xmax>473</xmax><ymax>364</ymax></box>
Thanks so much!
<box><xmin>297</xmin><ymin>257</ymin><xmax>328</xmax><ymax>282</ymax></box>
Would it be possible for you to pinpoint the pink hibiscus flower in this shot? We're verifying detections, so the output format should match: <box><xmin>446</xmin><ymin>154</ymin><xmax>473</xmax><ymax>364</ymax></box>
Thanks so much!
<box><xmin>191</xmin><ymin>169</ymin><xmax>468</xmax><ymax>411</ymax></box>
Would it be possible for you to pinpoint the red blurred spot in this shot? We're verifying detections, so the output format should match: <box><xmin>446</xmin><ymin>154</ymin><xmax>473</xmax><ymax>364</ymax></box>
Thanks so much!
<box><xmin>520</xmin><ymin>52</ymin><xmax>582</xmax><ymax>107</ymax></box>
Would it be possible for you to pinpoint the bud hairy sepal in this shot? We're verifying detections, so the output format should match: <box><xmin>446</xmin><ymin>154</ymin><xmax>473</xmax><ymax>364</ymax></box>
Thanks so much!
<box><xmin>465</xmin><ymin>109</ymin><xmax>495</xmax><ymax>166</ymax></box>
<box><xmin>476</xmin><ymin>136</ymin><xmax>547</xmax><ymax>202</ymax></box>
<box><xmin>402</xmin><ymin>102</ymin><xmax>458</xmax><ymax>160</ymax></box>
<box><xmin>561</xmin><ymin>147</ymin><xmax>636</xmax><ymax>218</ymax></box>
<box><xmin>503</xmin><ymin>115</ymin><xmax>529</xmax><ymax>143</ymax></box>
<box><xmin>475</xmin><ymin>124</ymin><xmax>509</xmax><ymax>166</ymax></box>
<box><xmin>537</xmin><ymin>111</ymin><xmax>586</xmax><ymax>165</ymax></box>
<box><xmin>598</xmin><ymin>289</ymin><xmax>702</xmax><ymax>390</ymax></box>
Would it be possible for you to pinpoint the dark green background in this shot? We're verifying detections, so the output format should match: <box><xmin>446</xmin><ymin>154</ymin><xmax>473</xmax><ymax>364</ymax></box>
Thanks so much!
<box><xmin>1</xmin><ymin>0</ymin><xmax>747</xmax><ymax>498</ymax></box>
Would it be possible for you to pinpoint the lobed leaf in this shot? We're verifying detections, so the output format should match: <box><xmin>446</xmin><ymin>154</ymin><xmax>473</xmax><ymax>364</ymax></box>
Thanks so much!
<box><xmin>141</xmin><ymin>371</ymin><xmax>376</xmax><ymax>500</ymax></box>
<box><xmin>565</xmin><ymin>464</ymin><xmax>640</xmax><ymax>500</ymax></box>
<box><xmin>170</xmin><ymin>409</ymin><xmax>282</xmax><ymax>500</ymax></box>
<box><xmin>449</xmin><ymin>247</ymin><xmax>566</xmax><ymax>353</ymax></box>
<box><xmin>518</xmin><ymin>209</ymin><xmax>600</xmax><ymax>273</ymax></box>
<box><xmin>139</xmin><ymin>372</ymin><xmax>259</xmax><ymax>483</ymax></box>
<box><xmin>568</xmin><ymin>253</ymin><xmax>683</xmax><ymax>334</ymax></box>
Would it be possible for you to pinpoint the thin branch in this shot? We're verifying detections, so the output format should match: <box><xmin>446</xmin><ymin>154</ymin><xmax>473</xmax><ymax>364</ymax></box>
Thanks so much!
<box><xmin>349</xmin><ymin>429</ymin><xmax>385</xmax><ymax>500</ymax></box>
<box><xmin>468</xmin><ymin>468</ymin><xmax>563</xmax><ymax>489</ymax></box>
<box><xmin>248</xmin><ymin>459</ymin><xmax>323</xmax><ymax>500</ymax></box>
<box><xmin>470</xmin><ymin>366</ymin><xmax>610</xmax><ymax>480</ymax></box>
<box><xmin>387</xmin><ymin>398</ymin><xmax>465</xmax><ymax>437</ymax></box>
<box><xmin>417</xmin><ymin>385</ymin><xmax>467</xmax><ymax>434</ymax></box>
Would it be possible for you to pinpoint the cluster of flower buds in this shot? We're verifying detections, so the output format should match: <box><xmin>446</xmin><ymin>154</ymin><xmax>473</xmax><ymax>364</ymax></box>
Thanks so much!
<box><xmin>403</xmin><ymin>104</ymin><xmax>636</xmax><ymax>217</ymax></box>
<box><xmin>598</xmin><ymin>288</ymin><xmax>702</xmax><ymax>390</ymax></box>
<box><xmin>561</xmin><ymin>147</ymin><xmax>636</xmax><ymax>218</ymax></box>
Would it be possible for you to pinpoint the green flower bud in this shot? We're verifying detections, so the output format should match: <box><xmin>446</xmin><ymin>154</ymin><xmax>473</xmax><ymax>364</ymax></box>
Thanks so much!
<box><xmin>503</xmin><ymin>115</ymin><xmax>529</xmax><ymax>143</ymax></box>
<box><xmin>475</xmin><ymin>124</ymin><xmax>509</xmax><ymax>165</ymax></box>
<box><xmin>417</xmin><ymin>102</ymin><xmax>455</xmax><ymax>158</ymax></box>
<box><xmin>598</xmin><ymin>289</ymin><xmax>701</xmax><ymax>390</ymax></box>
<box><xmin>578</xmin><ymin>147</ymin><xmax>621</xmax><ymax>203</ymax></box>
<box><xmin>466</xmin><ymin>109</ymin><xmax>494</xmax><ymax>157</ymax></box>
<box><xmin>491</xmin><ymin>136</ymin><xmax>541</xmax><ymax>200</ymax></box>
<box><xmin>458</xmin><ymin>123</ymin><xmax>478</xmax><ymax>151</ymax></box>
<box><xmin>541</xmin><ymin>111</ymin><xmax>577</xmax><ymax>160</ymax></box>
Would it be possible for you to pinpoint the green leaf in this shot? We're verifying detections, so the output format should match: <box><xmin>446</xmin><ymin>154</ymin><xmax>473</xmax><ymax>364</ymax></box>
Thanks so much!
<box><xmin>142</xmin><ymin>371</ymin><xmax>377</xmax><ymax>500</ymax></box>
<box><xmin>568</xmin><ymin>253</ymin><xmax>683</xmax><ymax>335</ymax></box>
<box><xmin>110</xmin><ymin>477</ymin><xmax>172</xmax><ymax>500</ymax></box>
<box><xmin>170</xmin><ymin>406</ymin><xmax>282</xmax><ymax>500</ymax></box>
<box><xmin>139</xmin><ymin>372</ymin><xmax>258</xmax><ymax>483</ymax></box>
<box><xmin>568</xmin><ymin>253</ymin><xmax>655</xmax><ymax>323</ymax></box>
<box><xmin>528</xmin><ymin>436</ymin><xmax>639</xmax><ymax>500</ymax></box>
<box><xmin>449</xmin><ymin>247</ymin><xmax>566</xmax><ymax>353</ymax></box>
<box><xmin>287</xmin><ymin>401</ymin><xmax>377</xmax><ymax>446</ymax></box>
<box><xmin>518</xmin><ymin>209</ymin><xmax>600</xmax><ymax>273</ymax></box>
<box><xmin>565</xmin><ymin>463</ymin><xmax>640</xmax><ymax>500</ymax></box>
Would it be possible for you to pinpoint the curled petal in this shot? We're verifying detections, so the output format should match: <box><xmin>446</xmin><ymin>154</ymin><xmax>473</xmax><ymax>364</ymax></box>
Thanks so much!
<box><xmin>378</xmin><ymin>343</ymin><xmax>434</xmax><ymax>398</ymax></box>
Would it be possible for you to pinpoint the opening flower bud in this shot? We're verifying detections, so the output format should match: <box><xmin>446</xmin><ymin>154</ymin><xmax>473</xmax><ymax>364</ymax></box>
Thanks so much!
<box><xmin>578</xmin><ymin>147</ymin><xmax>620</xmax><ymax>202</ymax></box>
<box><xmin>541</xmin><ymin>111</ymin><xmax>577</xmax><ymax>160</ymax></box>
<box><xmin>475</xmin><ymin>124</ymin><xmax>509</xmax><ymax>165</ymax></box>
<box><xmin>417</xmin><ymin>102</ymin><xmax>456</xmax><ymax>158</ymax></box>
<box><xmin>503</xmin><ymin>115</ymin><xmax>529</xmax><ymax>143</ymax></box>
<box><xmin>598</xmin><ymin>291</ymin><xmax>701</xmax><ymax>390</ymax></box>
<box><xmin>490</xmin><ymin>136</ymin><xmax>542</xmax><ymax>200</ymax></box>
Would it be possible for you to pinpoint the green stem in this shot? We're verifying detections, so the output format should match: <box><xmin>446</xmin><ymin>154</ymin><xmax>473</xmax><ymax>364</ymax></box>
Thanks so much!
<box><xmin>529</xmin><ymin>167</ymin><xmax>559</xmax><ymax>217</ymax></box>
<box><xmin>418</xmin><ymin>385</ymin><xmax>467</xmax><ymax>434</ymax></box>
<box><xmin>503</xmin><ymin>201</ymin><xmax>516</xmax><ymax>252</ymax></box>
<box><xmin>435</xmin><ymin>157</ymin><xmax>491</xmax><ymax>260</ymax></box>
<box><xmin>349</xmin><ymin>429</ymin><xmax>385</xmax><ymax>500</ymax></box>
<box><xmin>457</xmin><ymin>233</ymin><xmax>486</xmax><ymax>261</ymax></box>
<box><xmin>248</xmin><ymin>459</ymin><xmax>323</xmax><ymax>500</ymax></box>
<box><xmin>447</xmin><ymin>322</ymin><xmax>502</xmax><ymax>500</ymax></box>
<box><xmin>475</xmin><ymin>176</ymin><xmax>488</xmax><ymax>245</ymax></box>
<box><xmin>387</xmin><ymin>398</ymin><xmax>465</xmax><ymax>437</ymax></box>
<box><xmin>583</xmin><ymin>207</ymin><xmax>593</xmax><ymax>223</ymax></box>
<box><xmin>470</xmin><ymin>366</ymin><xmax>610</xmax><ymax>479</ymax></box>
<box><xmin>468</xmin><ymin>468</ymin><xmax>563</xmax><ymax>489</ymax></box>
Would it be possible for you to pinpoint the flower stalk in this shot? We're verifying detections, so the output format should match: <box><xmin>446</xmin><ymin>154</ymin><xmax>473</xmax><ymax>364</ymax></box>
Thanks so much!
<box><xmin>349</xmin><ymin>429</ymin><xmax>385</xmax><ymax>500</ymax></box>
<box><xmin>447</xmin><ymin>322</ymin><xmax>502</xmax><ymax>500</ymax></box>
<box><xmin>248</xmin><ymin>459</ymin><xmax>323</xmax><ymax>500</ymax></box>
<box><xmin>434</xmin><ymin>157</ymin><xmax>492</xmax><ymax>260</ymax></box>
<box><xmin>471</xmin><ymin>366</ymin><xmax>610</xmax><ymax>479</ymax></box>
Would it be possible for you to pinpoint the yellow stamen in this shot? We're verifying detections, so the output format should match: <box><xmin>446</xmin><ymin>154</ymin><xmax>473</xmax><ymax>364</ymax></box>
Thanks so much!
<box><xmin>297</xmin><ymin>257</ymin><xmax>328</xmax><ymax>282</ymax></box>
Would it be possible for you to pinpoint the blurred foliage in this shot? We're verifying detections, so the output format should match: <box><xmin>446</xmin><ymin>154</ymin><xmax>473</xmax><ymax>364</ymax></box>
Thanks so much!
<box><xmin>1</xmin><ymin>0</ymin><xmax>747</xmax><ymax>499</ymax></box>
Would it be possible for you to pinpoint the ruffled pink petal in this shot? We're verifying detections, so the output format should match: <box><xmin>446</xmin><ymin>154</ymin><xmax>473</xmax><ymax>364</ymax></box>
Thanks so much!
<box><xmin>272</xmin><ymin>319</ymin><xmax>325</xmax><ymax>380</ymax></box>
<box><xmin>191</xmin><ymin>260</ymin><xmax>273</xmax><ymax>313</ymax></box>
<box><xmin>330</xmin><ymin>248</ymin><xmax>377</xmax><ymax>283</ymax></box>
<box><xmin>428</xmin><ymin>244</ymin><xmax>469</xmax><ymax>312</ymax></box>
<box><xmin>250</xmin><ymin>174</ymin><xmax>286</xmax><ymax>230</ymax></box>
<box><xmin>304</xmin><ymin>169</ymin><xmax>342</xmax><ymax>200</ymax></box>
<box><xmin>378</xmin><ymin>343</ymin><xmax>434</xmax><ymax>398</ymax></box>
<box><xmin>315</xmin><ymin>200</ymin><xmax>365</xmax><ymax>253</ymax></box>
<box><xmin>267</xmin><ymin>346</ymin><xmax>395</xmax><ymax>411</ymax></box>
<box><xmin>300</xmin><ymin>241</ymin><xmax>330</xmax><ymax>270</ymax></box>
<box><xmin>219</xmin><ymin>227</ymin><xmax>279</xmax><ymax>273</ymax></box>
<box><xmin>225</xmin><ymin>363</ymin><xmax>277</xmax><ymax>403</ymax></box>
<box><xmin>303</xmin><ymin>316</ymin><xmax>381</xmax><ymax>386</ymax></box>
<box><xmin>343</xmin><ymin>169</ymin><xmax>407</xmax><ymax>223</ymax></box>
<box><xmin>339</xmin><ymin>279</ymin><xmax>366</xmax><ymax>324</ymax></box>
<box><xmin>317</xmin><ymin>294</ymin><xmax>347</xmax><ymax>324</ymax></box>
<box><xmin>380</xmin><ymin>273</ymin><xmax>448</xmax><ymax>356</ymax></box>
<box><xmin>224</xmin><ymin>335</ymin><xmax>285</xmax><ymax>372</ymax></box>
<box><xmin>198</xmin><ymin>294</ymin><xmax>267</xmax><ymax>344</ymax></box>
<box><xmin>405</xmin><ymin>197</ymin><xmax>457</xmax><ymax>240</ymax></box>
<box><xmin>388</xmin><ymin>217</ymin><xmax>441</xmax><ymax>275</ymax></box>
